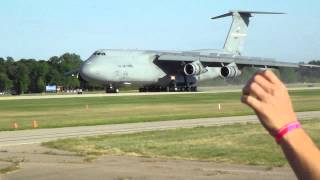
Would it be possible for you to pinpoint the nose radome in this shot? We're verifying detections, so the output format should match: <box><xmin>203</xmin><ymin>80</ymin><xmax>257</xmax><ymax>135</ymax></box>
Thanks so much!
<box><xmin>79</xmin><ymin>62</ymin><xmax>96</xmax><ymax>81</ymax></box>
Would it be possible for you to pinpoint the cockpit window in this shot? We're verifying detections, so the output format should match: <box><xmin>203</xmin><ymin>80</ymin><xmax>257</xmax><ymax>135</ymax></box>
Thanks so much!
<box><xmin>93</xmin><ymin>52</ymin><xmax>106</xmax><ymax>56</ymax></box>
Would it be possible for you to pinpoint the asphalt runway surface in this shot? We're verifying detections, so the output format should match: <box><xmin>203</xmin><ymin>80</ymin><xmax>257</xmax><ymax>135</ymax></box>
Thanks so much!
<box><xmin>0</xmin><ymin>111</ymin><xmax>319</xmax><ymax>147</ymax></box>
<box><xmin>0</xmin><ymin>86</ymin><xmax>319</xmax><ymax>101</ymax></box>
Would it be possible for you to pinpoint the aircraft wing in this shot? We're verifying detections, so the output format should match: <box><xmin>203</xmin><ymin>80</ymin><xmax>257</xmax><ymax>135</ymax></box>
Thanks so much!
<box><xmin>156</xmin><ymin>52</ymin><xmax>317</xmax><ymax>68</ymax></box>
<box><xmin>64</xmin><ymin>68</ymin><xmax>80</xmax><ymax>76</ymax></box>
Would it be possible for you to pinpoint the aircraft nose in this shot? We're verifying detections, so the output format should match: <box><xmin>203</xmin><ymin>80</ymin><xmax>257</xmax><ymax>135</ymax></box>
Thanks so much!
<box><xmin>79</xmin><ymin>62</ymin><xmax>97</xmax><ymax>81</ymax></box>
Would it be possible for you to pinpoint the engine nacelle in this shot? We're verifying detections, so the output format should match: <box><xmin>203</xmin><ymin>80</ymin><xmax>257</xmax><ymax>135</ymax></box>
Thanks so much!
<box><xmin>184</xmin><ymin>61</ymin><xmax>207</xmax><ymax>76</ymax></box>
<box><xmin>220</xmin><ymin>62</ymin><xmax>242</xmax><ymax>78</ymax></box>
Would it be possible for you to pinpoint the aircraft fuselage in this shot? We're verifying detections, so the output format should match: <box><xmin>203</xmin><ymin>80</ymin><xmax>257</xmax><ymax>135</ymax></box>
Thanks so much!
<box><xmin>79</xmin><ymin>49</ymin><xmax>222</xmax><ymax>89</ymax></box>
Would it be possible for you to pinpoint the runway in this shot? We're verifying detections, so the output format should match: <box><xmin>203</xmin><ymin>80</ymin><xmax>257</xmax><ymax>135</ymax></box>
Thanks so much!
<box><xmin>0</xmin><ymin>111</ymin><xmax>319</xmax><ymax>146</ymax></box>
<box><xmin>0</xmin><ymin>86</ymin><xmax>319</xmax><ymax>101</ymax></box>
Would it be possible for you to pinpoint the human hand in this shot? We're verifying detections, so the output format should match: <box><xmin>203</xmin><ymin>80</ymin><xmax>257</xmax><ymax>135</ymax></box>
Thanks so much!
<box><xmin>241</xmin><ymin>70</ymin><xmax>297</xmax><ymax>136</ymax></box>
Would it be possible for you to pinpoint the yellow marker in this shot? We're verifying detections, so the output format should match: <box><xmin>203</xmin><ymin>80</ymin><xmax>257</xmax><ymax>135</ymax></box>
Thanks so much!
<box><xmin>32</xmin><ymin>120</ymin><xmax>38</xmax><ymax>128</ymax></box>
<box><xmin>13</xmin><ymin>122</ymin><xmax>19</xmax><ymax>129</ymax></box>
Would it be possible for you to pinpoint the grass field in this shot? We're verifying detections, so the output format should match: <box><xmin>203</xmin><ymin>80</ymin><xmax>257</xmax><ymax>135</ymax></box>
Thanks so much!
<box><xmin>43</xmin><ymin>119</ymin><xmax>320</xmax><ymax>167</ymax></box>
<box><xmin>0</xmin><ymin>89</ymin><xmax>320</xmax><ymax>131</ymax></box>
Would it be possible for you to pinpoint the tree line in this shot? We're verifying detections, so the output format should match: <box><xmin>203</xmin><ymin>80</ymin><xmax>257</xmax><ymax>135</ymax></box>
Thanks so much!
<box><xmin>0</xmin><ymin>53</ymin><xmax>88</xmax><ymax>94</ymax></box>
<box><xmin>0</xmin><ymin>52</ymin><xmax>319</xmax><ymax>94</ymax></box>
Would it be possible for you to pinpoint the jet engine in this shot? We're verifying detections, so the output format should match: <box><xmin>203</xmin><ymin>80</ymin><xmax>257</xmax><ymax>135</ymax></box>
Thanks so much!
<box><xmin>220</xmin><ymin>62</ymin><xmax>241</xmax><ymax>78</ymax></box>
<box><xmin>184</xmin><ymin>61</ymin><xmax>208</xmax><ymax>76</ymax></box>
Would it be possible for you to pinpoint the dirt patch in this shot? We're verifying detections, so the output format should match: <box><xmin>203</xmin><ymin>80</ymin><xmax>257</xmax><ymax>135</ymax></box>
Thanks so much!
<box><xmin>0</xmin><ymin>144</ymin><xmax>295</xmax><ymax>180</ymax></box>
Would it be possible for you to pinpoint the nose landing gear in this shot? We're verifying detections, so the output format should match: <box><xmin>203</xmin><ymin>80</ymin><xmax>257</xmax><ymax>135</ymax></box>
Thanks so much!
<box><xmin>106</xmin><ymin>84</ymin><xmax>119</xmax><ymax>93</ymax></box>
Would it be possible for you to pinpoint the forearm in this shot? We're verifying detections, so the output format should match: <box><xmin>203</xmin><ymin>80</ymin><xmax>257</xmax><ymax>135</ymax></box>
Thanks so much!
<box><xmin>241</xmin><ymin>70</ymin><xmax>320</xmax><ymax>179</ymax></box>
<box><xmin>280</xmin><ymin>128</ymin><xmax>320</xmax><ymax>180</ymax></box>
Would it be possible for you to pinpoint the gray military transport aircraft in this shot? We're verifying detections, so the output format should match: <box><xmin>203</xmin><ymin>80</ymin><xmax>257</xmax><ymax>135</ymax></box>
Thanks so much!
<box><xmin>75</xmin><ymin>11</ymin><xmax>311</xmax><ymax>93</ymax></box>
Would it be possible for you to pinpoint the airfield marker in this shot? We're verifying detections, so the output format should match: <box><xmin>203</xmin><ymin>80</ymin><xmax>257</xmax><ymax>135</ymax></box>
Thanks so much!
<box><xmin>32</xmin><ymin>120</ymin><xmax>38</xmax><ymax>128</ymax></box>
<box><xmin>218</xmin><ymin>104</ymin><xmax>221</xmax><ymax>111</ymax></box>
<box><xmin>12</xmin><ymin>122</ymin><xmax>19</xmax><ymax>129</ymax></box>
<box><xmin>86</xmin><ymin>104</ymin><xmax>89</xmax><ymax>110</ymax></box>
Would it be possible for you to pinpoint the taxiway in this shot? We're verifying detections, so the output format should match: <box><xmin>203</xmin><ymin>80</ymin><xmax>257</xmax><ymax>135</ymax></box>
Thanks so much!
<box><xmin>0</xmin><ymin>111</ymin><xmax>319</xmax><ymax>146</ymax></box>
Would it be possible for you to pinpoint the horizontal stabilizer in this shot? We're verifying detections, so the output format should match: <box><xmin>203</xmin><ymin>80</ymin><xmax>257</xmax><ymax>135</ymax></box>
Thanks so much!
<box><xmin>211</xmin><ymin>11</ymin><xmax>285</xmax><ymax>19</ymax></box>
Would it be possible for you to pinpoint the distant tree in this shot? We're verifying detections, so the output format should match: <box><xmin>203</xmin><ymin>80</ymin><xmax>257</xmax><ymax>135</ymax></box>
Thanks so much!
<box><xmin>46</xmin><ymin>69</ymin><xmax>62</xmax><ymax>85</ymax></box>
<box><xmin>58</xmin><ymin>53</ymin><xmax>82</xmax><ymax>88</ymax></box>
<box><xmin>63</xmin><ymin>76</ymin><xmax>80</xmax><ymax>89</ymax></box>
<box><xmin>36</xmin><ymin>77</ymin><xmax>46</xmax><ymax>92</ymax></box>
<box><xmin>59</xmin><ymin>53</ymin><xmax>82</xmax><ymax>72</ymax></box>
<box><xmin>0</xmin><ymin>73</ymin><xmax>13</xmax><ymax>92</ymax></box>
<box><xmin>309</xmin><ymin>60</ymin><xmax>320</xmax><ymax>65</ymax></box>
<box><xmin>28</xmin><ymin>60</ymin><xmax>49</xmax><ymax>92</ymax></box>
<box><xmin>6</xmin><ymin>56</ymin><xmax>14</xmax><ymax>62</ymax></box>
<box><xmin>15</xmin><ymin>63</ymin><xmax>30</xmax><ymax>94</ymax></box>
<box><xmin>0</xmin><ymin>58</ymin><xmax>6</xmax><ymax>73</ymax></box>
<box><xmin>6</xmin><ymin>61</ymin><xmax>17</xmax><ymax>82</ymax></box>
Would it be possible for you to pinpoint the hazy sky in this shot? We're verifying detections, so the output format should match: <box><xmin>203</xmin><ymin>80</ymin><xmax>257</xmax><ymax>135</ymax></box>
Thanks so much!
<box><xmin>1</xmin><ymin>0</ymin><xmax>319</xmax><ymax>62</ymax></box>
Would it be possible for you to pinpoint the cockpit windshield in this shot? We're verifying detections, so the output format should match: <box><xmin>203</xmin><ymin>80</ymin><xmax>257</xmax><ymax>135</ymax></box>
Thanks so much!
<box><xmin>93</xmin><ymin>52</ymin><xmax>106</xmax><ymax>56</ymax></box>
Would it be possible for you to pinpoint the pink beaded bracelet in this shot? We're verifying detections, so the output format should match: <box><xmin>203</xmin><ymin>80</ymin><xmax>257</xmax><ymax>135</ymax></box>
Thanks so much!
<box><xmin>275</xmin><ymin>121</ymin><xmax>301</xmax><ymax>143</ymax></box>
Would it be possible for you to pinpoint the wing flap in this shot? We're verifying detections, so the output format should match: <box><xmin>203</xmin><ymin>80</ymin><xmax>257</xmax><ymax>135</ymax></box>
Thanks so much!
<box><xmin>157</xmin><ymin>53</ymin><xmax>299</xmax><ymax>68</ymax></box>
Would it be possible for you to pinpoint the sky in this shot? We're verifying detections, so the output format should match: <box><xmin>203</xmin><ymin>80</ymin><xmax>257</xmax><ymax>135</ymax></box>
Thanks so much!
<box><xmin>0</xmin><ymin>0</ymin><xmax>319</xmax><ymax>62</ymax></box>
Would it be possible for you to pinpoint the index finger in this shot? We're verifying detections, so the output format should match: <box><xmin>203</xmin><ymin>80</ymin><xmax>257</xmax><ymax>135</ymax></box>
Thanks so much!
<box><xmin>261</xmin><ymin>70</ymin><xmax>282</xmax><ymax>85</ymax></box>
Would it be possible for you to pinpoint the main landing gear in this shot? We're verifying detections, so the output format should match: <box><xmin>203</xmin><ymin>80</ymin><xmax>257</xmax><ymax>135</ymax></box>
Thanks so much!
<box><xmin>139</xmin><ymin>75</ymin><xmax>198</xmax><ymax>92</ymax></box>
<box><xmin>106</xmin><ymin>84</ymin><xmax>119</xmax><ymax>93</ymax></box>
<box><xmin>139</xmin><ymin>79</ymin><xmax>197</xmax><ymax>93</ymax></box>
<box><xmin>139</xmin><ymin>86</ymin><xmax>197</xmax><ymax>92</ymax></box>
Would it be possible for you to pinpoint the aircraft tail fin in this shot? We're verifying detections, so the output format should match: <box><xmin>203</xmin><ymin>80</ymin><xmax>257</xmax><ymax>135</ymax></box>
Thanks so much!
<box><xmin>212</xmin><ymin>11</ymin><xmax>284</xmax><ymax>55</ymax></box>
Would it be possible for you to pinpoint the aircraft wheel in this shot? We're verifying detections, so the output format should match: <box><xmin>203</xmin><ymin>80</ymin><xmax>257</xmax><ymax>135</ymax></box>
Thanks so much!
<box><xmin>106</xmin><ymin>87</ymin><xmax>119</xmax><ymax>93</ymax></box>
<box><xmin>191</xmin><ymin>87</ymin><xmax>197</xmax><ymax>92</ymax></box>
